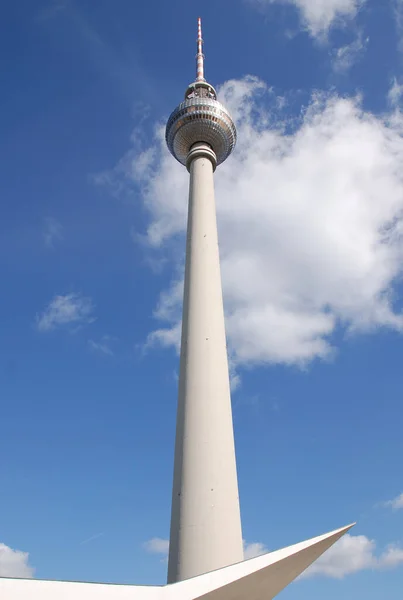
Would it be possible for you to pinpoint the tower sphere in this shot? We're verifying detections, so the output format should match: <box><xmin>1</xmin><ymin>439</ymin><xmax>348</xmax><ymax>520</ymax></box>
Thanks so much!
<box><xmin>166</xmin><ymin>84</ymin><xmax>236</xmax><ymax>168</ymax></box>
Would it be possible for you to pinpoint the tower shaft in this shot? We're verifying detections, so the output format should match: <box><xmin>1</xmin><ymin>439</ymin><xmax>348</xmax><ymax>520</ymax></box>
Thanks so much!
<box><xmin>167</xmin><ymin>144</ymin><xmax>244</xmax><ymax>583</ymax></box>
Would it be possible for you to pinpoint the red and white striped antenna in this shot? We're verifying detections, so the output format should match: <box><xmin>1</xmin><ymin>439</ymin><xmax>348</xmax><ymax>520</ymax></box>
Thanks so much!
<box><xmin>196</xmin><ymin>17</ymin><xmax>205</xmax><ymax>82</ymax></box>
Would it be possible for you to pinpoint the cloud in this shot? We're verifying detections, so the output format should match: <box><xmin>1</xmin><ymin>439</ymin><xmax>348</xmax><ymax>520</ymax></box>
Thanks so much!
<box><xmin>332</xmin><ymin>32</ymin><xmax>369</xmax><ymax>73</ymax></box>
<box><xmin>383</xmin><ymin>492</ymin><xmax>403</xmax><ymax>510</ymax></box>
<box><xmin>102</xmin><ymin>76</ymin><xmax>403</xmax><ymax>370</ymax></box>
<box><xmin>303</xmin><ymin>534</ymin><xmax>403</xmax><ymax>578</ymax></box>
<box><xmin>144</xmin><ymin>280</ymin><xmax>183</xmax><ymax>353</ymax></box>
<box><xmin>0</xmin><ymin>543</ymin><xmax>35</xmax><ymax>578</ymax></box>
<box><xmin>251</xmin><ymin>0</ymin><xmax>367</xmax><ymax>37</ymax></box>
<box><xmin>388</xmin><ymin>78</ymin><xmax>403</xmax><ymax>108</ymax></box>
<box><xmin>88</xmin><ymin>336</ymin><xmax>114</xmax><ymax>356</ymax></box>
<box><xmin>43</xmin><ymin>217</ymin><xmax>63</xmax><ymax>248</ymax></box>
<box><xmin>143</xmin><ymin>538</ymin><xmax>170</xmax><ymax>555</ymax></box>
<box><xmin>146</xmin><ymin>323</ymin><xmax>182</xmax><ymax>352</ymax></box>
<box><xmin>244</xmin><ymin>540</ymin><xmax>269</xmax><ymax>559</ymax></box>
<box><xmin>36</xmin><ymin>293</ymin><xmax>95</xmax><ymax>332</ymax></box>
<box><xmin>394</xmin><ymin>0</ymin><xmax>403</xmax><ymax>49</ymax></box>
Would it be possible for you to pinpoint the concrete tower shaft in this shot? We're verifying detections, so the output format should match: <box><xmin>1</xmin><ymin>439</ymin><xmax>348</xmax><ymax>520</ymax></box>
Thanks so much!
<box><xmin>166</xmin><ymin>20</ymin><xmax>243</xmax><ymax>583</ymax></box>
<box><xmin>167</xmin><ymin>144</ymin><xmax>244</xmax><ymax>582</ymax></box>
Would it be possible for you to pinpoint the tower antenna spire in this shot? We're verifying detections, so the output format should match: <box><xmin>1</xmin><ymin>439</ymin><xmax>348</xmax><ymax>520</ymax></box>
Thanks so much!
<box><xmin>196</xmin><ymin>17</ymin><xmax>205</xmax><ymax>82</ymax></box>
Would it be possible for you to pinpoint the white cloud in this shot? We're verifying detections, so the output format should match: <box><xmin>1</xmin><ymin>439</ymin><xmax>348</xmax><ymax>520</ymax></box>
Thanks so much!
<box><xmin>244</xmin><ymin>540</ymin><xmax>269</xmax><ymax>559</ymax></box>
<box><xmin>382</xmin><ymin>545</ymin><xmax>403</xmax><ymax>567</ymax></box>
<box><xmin>303</xmin><ymin>534</ymin><xmax>403</xmax><ymax>578</ymax></box>
<box><xmin>0</xmin><ymin>543</ymin><xmax>35</xmax><ymax>578</ymax></box>
<box><xmin>332</xmin><ymin>32</ymin><xmax>369</xmax><ymax>73</ymax></box>
<box><xmin>394</xmin><ymin>0</ymin><xmax>403</xmax><ymax>49</ymax></box>
<box><xmin>388</xmin><ymin>78</ymin><xmax>403</xmax><ymax>108</ymax></box>
<box><xmin>383</xmin><ymin>492</ymin><xmax>403</xmax><ymax>509</ymax></box>
<box><xmin>143</xmin><ymin>538</ymin><xmax>170</xmax><ymax>555</ymax></box>
<box><xmin>43</xmin><ymin>217</ymin><xmax>63</xmax><ymax>248</ymax></box>
<box><xmin>105</xmin><ymin>76</ymin><xmax>403</xmax><ymax>370</ymax></box>
<box><xmin>252</xmin><ymin>0</ymin><xmax>367</xmax><ymax>37</ymax></box>
<box><xmin>229</xmin><ymin>358</ymin><xmax>242</xmax><ymax>392</ymax></box>
<box><xmin>146</xmin><ymin>323</ymin><xmax>182</xmax><ymax>351</ymax></box>
<box><xmin>36</xmin><ymin>293</ymin><xmax>95</xmax><ymax>332</ymax></box>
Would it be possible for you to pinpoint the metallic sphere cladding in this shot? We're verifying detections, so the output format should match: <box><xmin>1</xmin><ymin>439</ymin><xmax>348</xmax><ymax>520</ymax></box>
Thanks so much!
<box><xmin>166</xmin><ymin>89</ymin><xmax>237</xmax><ymax>167</ymax></box>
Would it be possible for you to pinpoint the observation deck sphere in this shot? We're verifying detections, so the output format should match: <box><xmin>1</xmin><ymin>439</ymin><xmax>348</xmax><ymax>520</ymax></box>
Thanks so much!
<box><xmin>166</xmin><ymin>96</ymin><xmax>237</xmax><ymax>167</ymax></box>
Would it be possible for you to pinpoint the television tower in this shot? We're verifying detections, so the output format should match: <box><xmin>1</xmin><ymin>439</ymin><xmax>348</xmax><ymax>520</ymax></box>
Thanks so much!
<box><xmin>0</xmin><ymin>16</ymin><xmax>355</xmax><ymax>600</ymax></box>
<box><xmin>166</xmin><ymin>17</ymin><xmax>243</xmax><ymax>583</ymax></box>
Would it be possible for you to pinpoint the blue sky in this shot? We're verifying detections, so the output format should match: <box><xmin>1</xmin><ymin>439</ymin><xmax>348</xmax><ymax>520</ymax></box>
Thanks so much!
<box><xmin>1</xmin><ymin>0</ymin><xmax>403</xmax><ymax>597</ymax></box>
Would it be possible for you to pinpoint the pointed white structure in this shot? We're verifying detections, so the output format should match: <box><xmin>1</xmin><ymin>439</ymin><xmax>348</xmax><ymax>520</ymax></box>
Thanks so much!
<box><xmin>0</xmin><ymin>524</ymin><xmax>355</xmax><ymax>600</ymax></box>
<box><xmin>0</xmin><ymin>18</ymin><xmax>355</xmax><ymax>600</ymax></box>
